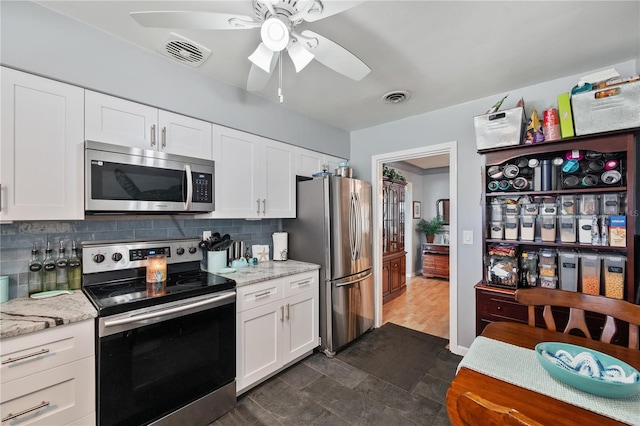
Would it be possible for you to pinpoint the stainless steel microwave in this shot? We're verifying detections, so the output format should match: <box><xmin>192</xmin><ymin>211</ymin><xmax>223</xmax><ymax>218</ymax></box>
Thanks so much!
<box><xmin>85</xmin><ymin>141</ymin><xmax>214</xmax><ymax>214</ymax></box>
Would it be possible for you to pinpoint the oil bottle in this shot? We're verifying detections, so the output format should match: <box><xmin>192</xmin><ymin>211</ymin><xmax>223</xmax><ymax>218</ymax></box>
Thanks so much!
<box><xmin>68</xmin><ymin>240</ymin><xmax>82</xmax><ymax>290</ymax></box>
<box><xmin>56</xmin><ymin>241</ymin><xmax>69</xmax><ymax>290</ymax></box>
<box><xmin>42</xmin><ymin>242</ymin><xmax>57</xmax><ymax>291</ymax></box>
<box><xmin>28</xmin><ymin>242</ymin><xmax>43</xmax><ymax>295</ymax></box>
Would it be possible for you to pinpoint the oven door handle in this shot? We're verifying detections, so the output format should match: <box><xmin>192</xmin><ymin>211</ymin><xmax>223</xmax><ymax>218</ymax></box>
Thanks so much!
<box><xmin>103</xmin><ymin>292</ymin><xmax>235</xmax><ymax>328</ymax></box>
<box><xmin>184</xmin><ymin>164</ymin><xmax>193</xmax><ymax>211</ymax></box>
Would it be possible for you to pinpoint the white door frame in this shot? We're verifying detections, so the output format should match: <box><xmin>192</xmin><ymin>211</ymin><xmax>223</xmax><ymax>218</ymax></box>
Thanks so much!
<box><xmin>371</xmin><ymin>141</ymin><xmax>460</xmax><ymax>354</ymax></box>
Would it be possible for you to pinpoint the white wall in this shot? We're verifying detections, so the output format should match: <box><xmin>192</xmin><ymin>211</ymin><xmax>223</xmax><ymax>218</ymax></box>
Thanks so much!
<box><xmin>421</xmin><ymin>168</ymin><xmax>450</xmax><ymax>221</ymax></box>
<box><xmin>350</xmin><ymin>59</ymin><xmax>638</xmax><ymax>348</ymax></box>
<box><xmin>0</xmin><ymin>1</ymin><xmax>350</xmax><ymax>158</ymax></box>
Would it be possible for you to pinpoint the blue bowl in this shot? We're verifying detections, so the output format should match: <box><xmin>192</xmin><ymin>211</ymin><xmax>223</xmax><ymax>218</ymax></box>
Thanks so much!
<box><xmin>535</xmin><ymin>342</ymin><xmax>640</xmax><ymax>398</ymax></box>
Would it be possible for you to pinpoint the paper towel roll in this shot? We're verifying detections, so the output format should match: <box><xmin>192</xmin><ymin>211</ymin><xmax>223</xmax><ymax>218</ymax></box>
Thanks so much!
<box><xmin>273</xmin><ymin>232</ymin><xmax>288</xmax><ymax>261</ymax></box>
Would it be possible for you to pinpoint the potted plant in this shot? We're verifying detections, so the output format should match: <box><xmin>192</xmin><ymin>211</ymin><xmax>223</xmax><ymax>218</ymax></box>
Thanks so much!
<box><xmin>383</xmin><ymin>165</ymin><xmax>405</xmax><ymax>182</ymax></box>
<box><xmin>416</xmin><ymin>216</ymin><xmax>445</xmax><ymax>243</ymax></box>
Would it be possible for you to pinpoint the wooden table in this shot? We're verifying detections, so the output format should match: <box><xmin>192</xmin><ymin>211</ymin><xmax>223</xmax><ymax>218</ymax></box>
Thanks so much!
<box><xmin>446</xmin><ymin>321</ymin><xmax>640</xmax><ymax>426</ymax></box>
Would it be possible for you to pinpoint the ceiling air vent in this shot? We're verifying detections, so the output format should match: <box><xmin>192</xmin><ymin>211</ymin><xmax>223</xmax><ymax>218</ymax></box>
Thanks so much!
<box><xmin>382</xmin><ymin>91</ymin><xmax>411</xmax><ymax>104</ymax></box>
<box><xmin>158</xmin><ymin>33</ymin><xmax>211</xmax><ymax>67</ymax></box>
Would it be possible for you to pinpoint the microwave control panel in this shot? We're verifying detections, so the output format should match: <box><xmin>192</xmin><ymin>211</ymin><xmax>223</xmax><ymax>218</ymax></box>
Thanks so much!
<box><xmin>192</xmin><ymin>173</ymin><xmax>212</xmax><ymax>203</ymax></box>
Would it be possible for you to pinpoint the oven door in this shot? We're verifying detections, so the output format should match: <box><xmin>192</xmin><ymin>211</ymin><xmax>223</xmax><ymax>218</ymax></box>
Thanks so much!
<box><xmin>97</xmin><ymin>291</ymin><xmax>235</xmax><ymax>426</ymax></box>
<box><xmin>85</xmin><ymin>140</ymin><xmax>214</xmax><ymax>213</ymax></box>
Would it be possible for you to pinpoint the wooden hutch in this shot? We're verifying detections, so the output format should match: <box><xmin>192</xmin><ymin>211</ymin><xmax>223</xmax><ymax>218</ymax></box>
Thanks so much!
<box><xmin>382</xmin><ymin>178</ymin><xmax>407</xmax><ymax>302</ymax></box>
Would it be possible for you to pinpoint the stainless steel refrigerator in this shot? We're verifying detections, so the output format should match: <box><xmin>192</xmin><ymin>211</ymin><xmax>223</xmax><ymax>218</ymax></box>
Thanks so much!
<box><xmin>284</xmin><ymin>176</ymin><xmax>374</xmax><ymax>356</ymax></box>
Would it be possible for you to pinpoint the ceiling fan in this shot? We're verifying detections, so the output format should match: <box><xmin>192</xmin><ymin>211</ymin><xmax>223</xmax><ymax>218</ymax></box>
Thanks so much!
<box><xmin>130</xmin><ymin>0</ymin><xmax>371</xmax><ymax>97</ymax></box>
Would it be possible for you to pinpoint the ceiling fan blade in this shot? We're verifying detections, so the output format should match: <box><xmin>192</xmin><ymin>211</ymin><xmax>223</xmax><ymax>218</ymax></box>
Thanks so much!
<box><xmin>129</xmin><ymin>11</ymin><xmax>258</xmax><ymax>30</ymax></box>
<box><xmin>247</xmin><ymin>49</ymin><xmax>278</xmax><ymax>91</ymax></box>
<box><xmin>248</xmin><ymin>43</ymin><xmax>276</xmax><ymax>73</ymax></box>
<box><xmin>300</xmin><ymin>30</ymin><xmax>370</xmax><ymax>81</ymax></box>
<box><xmin>288</xmin><ymin>41</ymin><xmax>314</xmax><ymax>73</ymax></box>
<box><xmin>302</xmin><ymin>0</ymin><xmax>366</xmax><ymax>22</ymax></box>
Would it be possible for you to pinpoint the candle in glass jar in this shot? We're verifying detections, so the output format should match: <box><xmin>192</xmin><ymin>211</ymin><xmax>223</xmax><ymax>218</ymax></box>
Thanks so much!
<box><xmin>146</xmin><ymin>254</ymin><xmax>167</xmax><ymax>283</ymax></box>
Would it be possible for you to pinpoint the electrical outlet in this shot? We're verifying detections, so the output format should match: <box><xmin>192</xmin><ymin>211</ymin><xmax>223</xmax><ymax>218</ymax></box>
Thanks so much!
<box><xmin>463</xmin><ymin>230</ymin><xmax>473</xmax><ymax>245</ymax></box>
<box><xmin>202</xmin><ymin>231</ymin><xmax>211</xmax><ymax>240</ymax></box>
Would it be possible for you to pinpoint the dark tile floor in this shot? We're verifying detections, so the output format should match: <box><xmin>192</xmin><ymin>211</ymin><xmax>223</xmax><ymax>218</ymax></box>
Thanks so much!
<box><xmin>214</xmin><ymin>329</ymin><xmax>463</xmax><ymax>426</ymax></box>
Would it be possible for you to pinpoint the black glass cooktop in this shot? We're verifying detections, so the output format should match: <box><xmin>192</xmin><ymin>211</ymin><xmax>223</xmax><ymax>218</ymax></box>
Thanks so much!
<box><xmin>83</xmin><ymin>266</ymin><xmax>235</xmax><ymax>317</ymax></box>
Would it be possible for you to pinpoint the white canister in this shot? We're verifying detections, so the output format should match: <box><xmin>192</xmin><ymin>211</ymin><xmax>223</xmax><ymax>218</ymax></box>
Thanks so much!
<box><xmin>0</xmin><ymin>276</ymin><xmax>8</xmax><ymax>303</ymax></box>
<box><xmin>207</xmin><ymin>251</ymin><xmax>228</xmax><ymax>272</ymax></box>
<box><xmin>273</xmin><ymin>232</ymin><xmax>288</xmax><ymax>261</ymax></box>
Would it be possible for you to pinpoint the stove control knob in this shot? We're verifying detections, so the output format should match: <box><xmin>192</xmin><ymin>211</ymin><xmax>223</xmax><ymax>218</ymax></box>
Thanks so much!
<box><xmin>188</xmin><ymin>246</ymin><xmax>197</xmax><ymax>254</ymax></box>
<box><xmin>112</xmin><ymin>252</ymin><xmax>123</xmax><ymax>262</ymax></box>
<box><xmin>176</xmin><ymin>247</ymin><xmax>185</xmax><ymax>256</ymax></box>
<box><xmin>93</xmin><ymin>254</ymin><xmax>105</xmax><ymax>264</ymax></box>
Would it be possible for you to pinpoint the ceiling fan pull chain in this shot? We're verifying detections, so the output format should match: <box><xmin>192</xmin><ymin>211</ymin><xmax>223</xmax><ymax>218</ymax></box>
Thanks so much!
<box><xmin>278</xmin><ymin>52</ymin><xmax>284</xmax><ymax>103</ymax></box>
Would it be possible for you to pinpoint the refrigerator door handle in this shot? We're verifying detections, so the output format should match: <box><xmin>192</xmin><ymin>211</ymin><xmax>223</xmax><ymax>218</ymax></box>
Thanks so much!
<box><xmin>332</xmin><ymin>270</ymin><xmax>372</xmax><ymax>287</ymax></box>
<box><xmin>349</xmin><ymin>192</ymin><xmax>357</xmax><ymax>260</ymax></box>
<box><xmin>355</xmin><ymin>192</ymin><xmax>362</xmax><ymax>259</ymax></box>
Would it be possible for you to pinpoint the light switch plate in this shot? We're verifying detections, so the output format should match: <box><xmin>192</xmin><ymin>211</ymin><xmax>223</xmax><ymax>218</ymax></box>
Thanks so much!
<box><xmin>202</xmin><ymin>230</ymin><xmax>211</xmax><ymax>240</ymax></box>
<box><xmin>463</xmin><ymin>230</ymin><xmax>473</xmax><ymax>245</ymax></box>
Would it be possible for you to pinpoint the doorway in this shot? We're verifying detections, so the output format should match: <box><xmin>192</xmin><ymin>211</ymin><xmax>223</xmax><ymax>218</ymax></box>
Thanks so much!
<box><xmin>371</xmin><ymin>141</ymin><xmax>460</xmax><ymax>355</ymax></box>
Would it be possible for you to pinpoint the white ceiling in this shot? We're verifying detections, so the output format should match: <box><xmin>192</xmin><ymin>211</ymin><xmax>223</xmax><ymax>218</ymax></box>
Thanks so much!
<box><xmin>35</xmin><ymin>1</ymin><xmax>640</xmax><ymax>132</ymax></box>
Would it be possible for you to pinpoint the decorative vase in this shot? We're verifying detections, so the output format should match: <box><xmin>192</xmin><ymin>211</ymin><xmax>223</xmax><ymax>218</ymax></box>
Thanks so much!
<box><xmin>426</xmin><ymin>235</ymin><xmax>435</xmax><ymax>243</ymax></box>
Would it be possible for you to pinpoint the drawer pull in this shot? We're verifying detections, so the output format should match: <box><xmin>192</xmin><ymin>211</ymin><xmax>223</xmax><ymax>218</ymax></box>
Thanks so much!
<box><xmin>295</xmin><ymin>280</ymin><xmax>311</xmax><ymax>287</ymax></box>
<box><xmin>1</xmin><ymin>348</ymin><xmax>50</xmax><ymax>364</ymax></box>
<box><xmin>2</xmin><ymin>400</ymin><xmax>50</xmax><ymax>421</ymax></box>
<box><xmin>254</xmin><ymin>291</ymin><xmax>271</xmax><ymax>299</ymax></box>
<box><xmin>497</xmin><ymin>306</ymin><xmax>502</xmax><ymax>310</ymax></box>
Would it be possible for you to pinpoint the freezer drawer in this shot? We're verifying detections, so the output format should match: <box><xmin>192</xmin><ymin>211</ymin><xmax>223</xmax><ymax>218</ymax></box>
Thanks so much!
<box><xmin>327</xmin><ymin>272</ymin><xmax>374</xmax><ymax>354</ymax></box>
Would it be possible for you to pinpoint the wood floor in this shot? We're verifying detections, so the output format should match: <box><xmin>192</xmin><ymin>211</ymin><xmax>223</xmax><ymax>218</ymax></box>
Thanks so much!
<box><xmin>383</xmin><ymin>275</ymin><xmax>450</xmax><ymax>339</ymax></box>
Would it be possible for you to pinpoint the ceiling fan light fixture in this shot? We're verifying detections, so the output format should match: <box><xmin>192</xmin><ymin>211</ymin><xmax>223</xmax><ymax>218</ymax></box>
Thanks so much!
<box><xmin>382</xmin><ymin>90</ymin><xmax>411</xmax><ymax>104</ymax></box>
<box><xmin>249</xmin><ymin>42</ymin><xmax>276</xmax><ymax>73</ymax></box>
<box><xmin>288</xmin><ymin>41</ymin><xmax>314</xmax><ymax>72</ymax></box>
<box><xmin>261</xmin><ymin>17</ymin><xmax>289</xmax><ymax>52</ymax></box>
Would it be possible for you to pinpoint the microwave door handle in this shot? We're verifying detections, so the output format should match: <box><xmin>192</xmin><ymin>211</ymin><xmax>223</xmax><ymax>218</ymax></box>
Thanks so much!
<box><xmin>184</xmin><ymin>165</ymin><xmax>193</xmax><ymax>211</ymax></box>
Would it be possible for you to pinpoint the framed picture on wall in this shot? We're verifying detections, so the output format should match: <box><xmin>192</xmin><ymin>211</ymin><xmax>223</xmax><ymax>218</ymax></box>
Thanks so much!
<box><xmin>413</xmin><ymin>201</ymin><xmax>421</xmax><ymax>219</ymax></box>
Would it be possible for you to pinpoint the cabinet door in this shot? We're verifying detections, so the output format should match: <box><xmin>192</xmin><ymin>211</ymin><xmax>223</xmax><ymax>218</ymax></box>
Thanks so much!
<box><xmin>236</xmin><ymin>300</ymin><xmax>283</xmax><ymax>393</ymax></box>
<box><xmin>283</xmin><ymin>289</ymin><xmax>318</xmax><ymax>363</ymax></box>
<box><xmin>210</xmin><ymin>125</ymin><xmax>261</xmax><ymax>218</ymax></box>
<box><xmin>324</xmin><ymin>154</ymin><xmax>346</xmax><ymax>173</ymax></box>
<box><xmin>391</xmin><ymin>258</ymin><xmax>401</xmax><ymax>292</ymax></box>
<box><xmin>260</xmin><ymin>139</ymin><xmax>295</xmax><ymax>218</ymax></box>
<box><xmin>295</xmin><ymin>147</ymin><xmax>324</xmax><ymax>177</ymax></box>
<box><xmin>382</xmin><ymin>259</ymin><xmax>391</xmax><ymax>296</ymax></box>
<box><xmin>158</xmin><ymin>110</ymin><xmax>212</xmax><ymax>159</ymax></box>
<box><xmin>85</xmin><ymin>91</ymin><xmax>157</xmax><ymax>150</ymax></box>
<box><xmin>1</xmin><ymin>68</ymin><xmax>84</xmax><ymax>221</ymax></box>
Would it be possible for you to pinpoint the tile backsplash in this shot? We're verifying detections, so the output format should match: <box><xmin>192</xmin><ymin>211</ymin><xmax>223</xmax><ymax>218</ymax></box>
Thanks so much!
<box><xmin>0</xmin><ymin>217</ymin><xmax>281</xmax><ymax>299</ymax></box>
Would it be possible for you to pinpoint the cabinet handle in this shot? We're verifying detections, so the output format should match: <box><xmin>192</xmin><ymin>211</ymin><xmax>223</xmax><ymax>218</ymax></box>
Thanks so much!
<box><xmin>256</xmin><ymin>199</ymin><xmax>261</xmax><ymax>215</ymax></box>
<box><xmin>497</xmin><ymin>306</ymin><xmax>502</xmax><ymax>310</ymax></box>
<box><xmin>285</xmin><ymin>303</ymin><xmax>290</xmax><ymax>320</ymax></box>
<box><xmin>150</xmin><ymin>124</ymin><xmax>156</xmax><ymax>146</ymax></box>
<box><xmin>280</xmin><ymin>306</ymin><xmax>284</xmax><ymax>322</ymax></box>
<box><xmin>254</xmin><ymin>291</ymin><xmax>271</xmax><ymax>299</ymax></box>
<box><xmin>2</xmin><ymin>401</ymin><xmax>50</xmax><ymax>421</ymax></box>
<box><xmin>2</xmin><ymin>348</ymin><xmax>50</xmax><ymax>364</ymax></box>
<box><xmin>295</xmin><ymin>280</ymin><xmax>311</xmax><ymax>287</ymax></box>
<box><xmin>262</xmin><ymin>199</ymin><xmax>266</xmax><ymax>215</ymax></box>
<box><xmin>161</xmin><ymin>127</ymin><xmax>167</xmax><ymax>148</ymax></box>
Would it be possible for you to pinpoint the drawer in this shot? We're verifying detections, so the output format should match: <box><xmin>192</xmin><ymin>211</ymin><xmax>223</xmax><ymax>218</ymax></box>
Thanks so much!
<box><xmin>477</xmin><ymin>291</ymin><xmax>528</xmax><ymax>323</ymax></box>
<box><xmin>1</xmin><ymin>356</ymin><xmax>95</xmax><ymax>425</ymax></box>
<box><xmin>282</xmin><ymin>271</ymin><xmax>318</xmax><ymax>298</ymax></box>
<box><xmin>236</xmin><ymin>279</ymin><xmax>283</xmax><ymax>312</ymax></box>
<box><xmin>1</xmin><ymin>321</ymin><xmax>94</xmax><ymax>384</ymax></box>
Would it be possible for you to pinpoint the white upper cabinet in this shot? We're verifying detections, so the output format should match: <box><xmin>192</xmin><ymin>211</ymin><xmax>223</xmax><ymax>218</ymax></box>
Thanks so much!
<box><xmin>0</xmin><ymin>67</ymin><xmax>84</xmax><ymax>221</ymax></box>
<box><xmin>209</xmin><ymin>125</ymin><xmax>295</xmax><ymax>219</ymax></box>
<box><xmin>85</xmin><ymin>91</ymin><xmax>212</xmax><ymax>159</ymax></box>
<box><xmin>295</xmin><ymin>147</ymin><xmax>346</xmax><ymax>177</ymax></box>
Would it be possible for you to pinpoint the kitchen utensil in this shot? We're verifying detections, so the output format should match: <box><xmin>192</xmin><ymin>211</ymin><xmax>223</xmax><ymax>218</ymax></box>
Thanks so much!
<box><xmin>212</xmin><ymin>239</ymin><xmax>234</xmax><ymax>251</ymax></box>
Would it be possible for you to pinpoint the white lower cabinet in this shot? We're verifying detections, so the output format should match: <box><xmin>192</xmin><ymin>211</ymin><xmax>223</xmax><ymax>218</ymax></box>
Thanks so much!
<box><xmin>0</xmin><ymin>320</ymin><xmax>96</xmax><ymax>425</ymax></box>
<box><xmin>236</xmin><ymin>271</ymin><xmax>319</xmax><ymax>394</ymax></box>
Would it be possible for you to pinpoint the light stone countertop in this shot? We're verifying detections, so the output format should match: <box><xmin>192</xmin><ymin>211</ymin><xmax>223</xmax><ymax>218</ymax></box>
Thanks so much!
<box><xmin>217</xmin><ymin>260</ymin><xmax>320</xmax><ymax>287</ymax></box>
<box><xmin>0</xmin><ymin>291</ymin><xmax>98</xmax><ymax>340</ymax></box>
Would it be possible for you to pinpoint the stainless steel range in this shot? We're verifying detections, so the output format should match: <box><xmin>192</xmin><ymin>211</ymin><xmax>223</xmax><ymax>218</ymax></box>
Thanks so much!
<box><xmin>82</xmin><ymin>238</ymin><xmax>236</xmax><ymax>426</ymax></box>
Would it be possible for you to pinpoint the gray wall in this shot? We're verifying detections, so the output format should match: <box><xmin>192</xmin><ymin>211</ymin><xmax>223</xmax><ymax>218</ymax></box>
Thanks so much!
<box><xmin>421</xmin><ymin>169</ymin><xmax>450</xmax><ymax>221</ymax></box>
<box><xmin>0</xmin><ymin>1</ymin><xmax>349</xmax><ymax>158</ymax></box>
<box><xmin>350</xmin><ymin>59</ymin><xmax>638</xmax><ymax>348</ymax></box>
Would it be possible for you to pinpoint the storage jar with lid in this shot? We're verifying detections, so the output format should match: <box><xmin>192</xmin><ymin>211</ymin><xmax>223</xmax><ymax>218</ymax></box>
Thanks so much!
<box><xmin>539</xmin><ymin>264</ymin><xmax>557</xmax><ymax>278</ymax></box>
<box><xmin>539</xmin><ymin>276</ymin><xmax>558</xmax><ymax>289</ymax></box>
<box><xmin>490</xmin><ymin>199</ymin><xmax>504</xmax><ymax>221</ymax></box>
<box><xmin>538</xmin><ymin>249</ymin><xmax>557</xmax><ymax>266</ymax></box>
<box><xmin>522</xmin><ymin>203</ymin><xmax>539</xmax><ymax>215</ymax></box>
<box><xmin>558</xmin><ymin>215</ymin><xmax>577</xmax><ymax>243</ymax></box>
<box><xmin>580</xmin><ymin>253</ymin><xmax>602</xmax><ymax>295</ymax></box>
<box><xmin>578</xmin><ymin>215</ymin><xmax>595</xmax><ymax>244</ymax></box>
<box><xmin>490</xmin><ymin>221</ymin><xmax>504</xmax><ymax>239</ymax></box>
<box><xmin>540</xmin><ymin>203</ymin><xmax>557</xmax><ymax>215</ymax></box>
<box><xmin>485</xmin><ymin>255</ymin><xmax>519</xmax><ymax>288</ymax></box>
<box><xmin>579</xmin><ymin>194</ymin><xmax>599</xmax><ymax>215</ymax></box>
<box><xmin>504</xmin><ymin>204</ymin><xmax>520</xmax><ymax>216</ymax></box>
<box><xmin>520</xmin><ymin>215</ymin><xmax>535</xmax><ymax>241</ymax></box>
<box><xmin>540</xmin><ymin>215</ymin><xmax>557</xmax><ymax>242</ymax></box>
<box><xmin>558</xmin><ymin>195</ymin><xmax>576</xmax><ymax>215</ymax></box>
<box><xmin>602</xmin><ymin>254</ymin><xmax>626</xmax><ymax>299</ymax></box>
<box><xmin>600</xmin><ymin>193</ymin><xmax>620</xmax><ymax>215</ymax></box>
<box><xmin>558</xmin><ymin>250</ymin><xmax>579</xmax><ymax>292</ymax></box>
<box><xmin>504</xmin><ymin>216</ymin><xmax>519</xmax><ymax>240</ymax></box>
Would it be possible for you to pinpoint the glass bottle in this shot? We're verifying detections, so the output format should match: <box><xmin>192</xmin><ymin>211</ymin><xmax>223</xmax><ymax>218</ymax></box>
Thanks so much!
<box><xmin>55</xmin><ymin>241</ymin><xmax>69</xmax><ymax>290</ymax></box>
<box><xmin>28</xmin><ymin>242</ymin><xmax>43</xmax><ymax>295</ymax></box>
<box><xmin>42</xmin><ymin>242</ymin><xmax>57</xmax><ymax>291</ymax></box>
<box><xmin>68</xmin><ymin>240</ymin><xmax>82</xmax><ymax>290</ymax></box>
